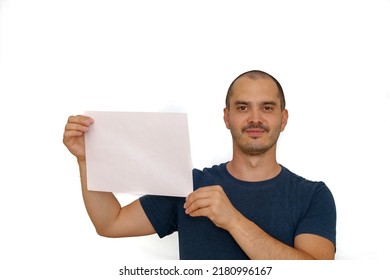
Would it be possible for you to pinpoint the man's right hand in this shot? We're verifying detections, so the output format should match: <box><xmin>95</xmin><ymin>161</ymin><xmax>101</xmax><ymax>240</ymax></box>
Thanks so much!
<box><xmin>63</xmin><ymin>115</ymin><xmax>94</xmax><ymax>161</ymax></box>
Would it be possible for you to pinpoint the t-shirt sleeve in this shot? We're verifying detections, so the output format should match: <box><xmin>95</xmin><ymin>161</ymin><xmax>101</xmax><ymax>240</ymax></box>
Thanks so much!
<box><xmin>139</xmin><ymin>195</ymin><xmax>182</xmax><ymax>238</ymax></box>
<box><xmin>295</xmin><ymin>183</ymin><xmax>337</xmax><ymax>247</ymax></box>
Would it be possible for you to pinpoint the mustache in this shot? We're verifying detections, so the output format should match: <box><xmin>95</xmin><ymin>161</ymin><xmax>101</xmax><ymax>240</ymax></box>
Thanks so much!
<box><xmin>241</xmin><ymin>123</ymin><xmax>270</xmax><ymax>133</ymax></box>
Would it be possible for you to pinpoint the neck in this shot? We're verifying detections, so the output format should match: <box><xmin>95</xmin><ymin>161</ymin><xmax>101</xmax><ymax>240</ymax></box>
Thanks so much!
<box><xmin>227</xmin><ymin>146</ymin><xmax>281</xmax><ymax>182</ymax></box>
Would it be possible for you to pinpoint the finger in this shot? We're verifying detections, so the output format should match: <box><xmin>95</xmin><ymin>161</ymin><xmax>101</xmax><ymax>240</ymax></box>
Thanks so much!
<box><xmin>67</xmin><ymin>115</ymin><xmax>94</xmax><ymax>126</ymax></box>
<box><xmin>184</xmin><ymin>198</ymin><xmax>211</xmax><ymax>215</ymax></box>
<box><xmin>64</xmin><ymin>122</ymin><xmax>91</xmax><ymax>133</ymax></box>
<box><xmin>185</xmin><ymin>186</ymin><xmax>217</xmax><ymax>204</ymax></box>
<box><xmin>185</xmin><ymin>186</ymin><xmax>224</xmax><ymax>208</ymax></box>
<box><xmin>187</xmin><ymin>207</ymin><xmax>211</xmax><ymax>219</ymax></box>
<box><xmin>63</xmin><ymin>129</ymin><xmax>84</xmax><ymax>139</ymax></box>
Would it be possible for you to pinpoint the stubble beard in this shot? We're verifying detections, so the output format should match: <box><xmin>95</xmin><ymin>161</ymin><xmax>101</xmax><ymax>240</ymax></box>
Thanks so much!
<box><xmin>231</xmin><ymin>123</ymin><xmax>281</xmax><ymax>156</ymax></box>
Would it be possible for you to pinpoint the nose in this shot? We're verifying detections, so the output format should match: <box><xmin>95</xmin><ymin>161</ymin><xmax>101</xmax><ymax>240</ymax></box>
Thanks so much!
<box><xmin>248</xmin><ymin>109</ymin><xmax>264</xmax><ymax>124</ymax></box>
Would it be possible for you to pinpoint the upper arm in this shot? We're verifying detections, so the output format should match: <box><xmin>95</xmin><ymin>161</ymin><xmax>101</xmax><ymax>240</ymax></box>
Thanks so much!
<box><xmin>99</xmin><ymin>199</ymin><xmax>156</xmax><ymax>237</ymax></box>
<box><xmin>294</xmin><ymin>233</ymin><xmax>335</xmax><ymax>260</ymax></box>
<box><xmin>293</xmin><ymin>183</ymin><xmax>336</xmax><ymax>259</ymax></box>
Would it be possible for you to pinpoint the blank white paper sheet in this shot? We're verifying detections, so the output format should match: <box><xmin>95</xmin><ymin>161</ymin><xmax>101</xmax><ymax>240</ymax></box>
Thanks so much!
<box><xmin>84</xmin><ymin>111</ymin><xmax>193</xmax><ymax>197</ymax></box>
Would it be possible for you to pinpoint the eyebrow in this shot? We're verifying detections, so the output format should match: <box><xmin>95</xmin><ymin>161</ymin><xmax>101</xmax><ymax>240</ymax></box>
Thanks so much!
<box><xmin>262</xmin><ymin>101</ymin><xmax>278</xmax><ymax>106</ymax></box>
<box><xmin>233</xmin><ymin>100</ymin><xmax>278</xmax><ymax>106</ymax></box>
<box><xmin>234</xmin><ymin>100</ymin><xmax>250</xmax><ymax>106</ymax></box>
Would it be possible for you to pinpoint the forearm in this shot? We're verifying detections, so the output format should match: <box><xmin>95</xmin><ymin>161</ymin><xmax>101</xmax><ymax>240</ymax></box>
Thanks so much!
<box><xmin>228</xmin><ymin>214</ymin><xmax>314</xmax><ymax>260</ymax></box>
<box><xmin>78</xmin><ymin>160</ymin><xmax>121</xmax><ymax>235</ymax></box>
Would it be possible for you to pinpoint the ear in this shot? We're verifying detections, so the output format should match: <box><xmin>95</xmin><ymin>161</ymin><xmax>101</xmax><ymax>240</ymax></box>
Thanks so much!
<box><xmin>223</xmin><ymin>107</ymin><xmax>230</xmax><ymax>129</ymax></box>
<box><xmin>280</xmin><ymin>109</ymin><xmax>289</xmax><ymax>132</ymax></box>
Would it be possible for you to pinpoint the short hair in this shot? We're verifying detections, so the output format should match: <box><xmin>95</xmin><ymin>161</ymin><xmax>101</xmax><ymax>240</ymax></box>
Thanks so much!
<box><xmin>225</xmin><ymin>70</ymin><xmax>286</xmax><ymax>110</ymax></box>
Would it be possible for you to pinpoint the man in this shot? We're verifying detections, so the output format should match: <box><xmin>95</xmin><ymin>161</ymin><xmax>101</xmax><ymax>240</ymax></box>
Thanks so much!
<box><xmin>63</xmin><ymin>70</ymin><xmax>336</xmax><ymax>260</ymax></box>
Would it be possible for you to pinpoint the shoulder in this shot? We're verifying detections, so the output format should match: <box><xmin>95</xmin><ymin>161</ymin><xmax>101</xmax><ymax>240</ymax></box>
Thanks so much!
<box><xmin>281</xmin><ymin>166</ymin><xmax>329</xmax><ymax>189</ymax></box>
<box><xmin>282</xmin><ymin>167</ymin><xmax>337</xmax><ymax>247</ymax></box>
<box><xmin>192</xmin><ymin>162</ymin><xmax>228</xmax><ymax>189</ymax></box>
<box><xmin>280</xmin><ymin>166</ymin><xmax>335</xmax><ymax>202</ymax></box>
<box><xmin>193</xmin><ymin>162</ymin><xmax>227</xmax><ymax>174</ymax></box>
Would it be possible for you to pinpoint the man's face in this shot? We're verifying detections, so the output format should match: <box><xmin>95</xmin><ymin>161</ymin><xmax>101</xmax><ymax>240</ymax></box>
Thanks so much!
<box><xmin>224</xmin><ymin>76</ymin><xmax>288</xmax><ymax>156</ymax></box>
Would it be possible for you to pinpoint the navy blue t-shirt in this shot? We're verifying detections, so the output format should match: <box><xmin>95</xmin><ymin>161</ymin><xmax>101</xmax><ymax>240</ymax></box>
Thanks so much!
<box><xmin>139</xmin><ymin>163</ymin><xmax>336</xmax><ymax>260</ymax></box>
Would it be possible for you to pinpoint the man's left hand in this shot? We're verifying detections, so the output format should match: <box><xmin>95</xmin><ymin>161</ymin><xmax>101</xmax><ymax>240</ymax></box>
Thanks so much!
<box><xmin>184</xmin><ymin>185</ymin><xmax>241</xmax><ymax>231</ymax></box>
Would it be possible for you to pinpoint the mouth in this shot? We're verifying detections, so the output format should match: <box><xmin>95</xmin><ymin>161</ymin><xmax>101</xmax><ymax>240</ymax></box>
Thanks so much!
<box><xmin>242</xmin><ymin>124</ymin><xmax>269</xmax><ymax>138</ymax></box>
<box><xmin>244</xmin><ymin>128</ymin><xmax>266</xmax><ymax>138</ymax></box>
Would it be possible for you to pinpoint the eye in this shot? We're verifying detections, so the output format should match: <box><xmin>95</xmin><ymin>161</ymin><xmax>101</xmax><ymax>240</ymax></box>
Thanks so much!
<box><xmin>263</xmin><ymin>106</ymin><xmax>274</xmax><ymax>112</ymax></box>
<box><xmin>237</xmin><ymin>105</ymin><xmax>248</xmax><ymax>111</ymax></box>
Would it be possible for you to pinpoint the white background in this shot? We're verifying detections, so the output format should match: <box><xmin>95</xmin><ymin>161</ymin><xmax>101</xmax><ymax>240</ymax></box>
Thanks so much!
<box><xmin>1</xmin><ymin>0</ymin><xmax>389</xmax><ymax>278</ymax></box>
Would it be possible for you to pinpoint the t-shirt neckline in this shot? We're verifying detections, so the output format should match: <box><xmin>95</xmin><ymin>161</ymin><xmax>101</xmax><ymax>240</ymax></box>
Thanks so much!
<box><xmin>220</xmin><ymin>161</ymin><xmax>286</xmax><ymax>187</ymax></box>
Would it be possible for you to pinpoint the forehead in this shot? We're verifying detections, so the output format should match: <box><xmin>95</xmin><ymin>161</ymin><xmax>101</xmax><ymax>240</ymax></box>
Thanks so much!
<box><xmin>229</xmin><ymin>76</ymin><xmax>280</xmax><ymax>104</ymax></box>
